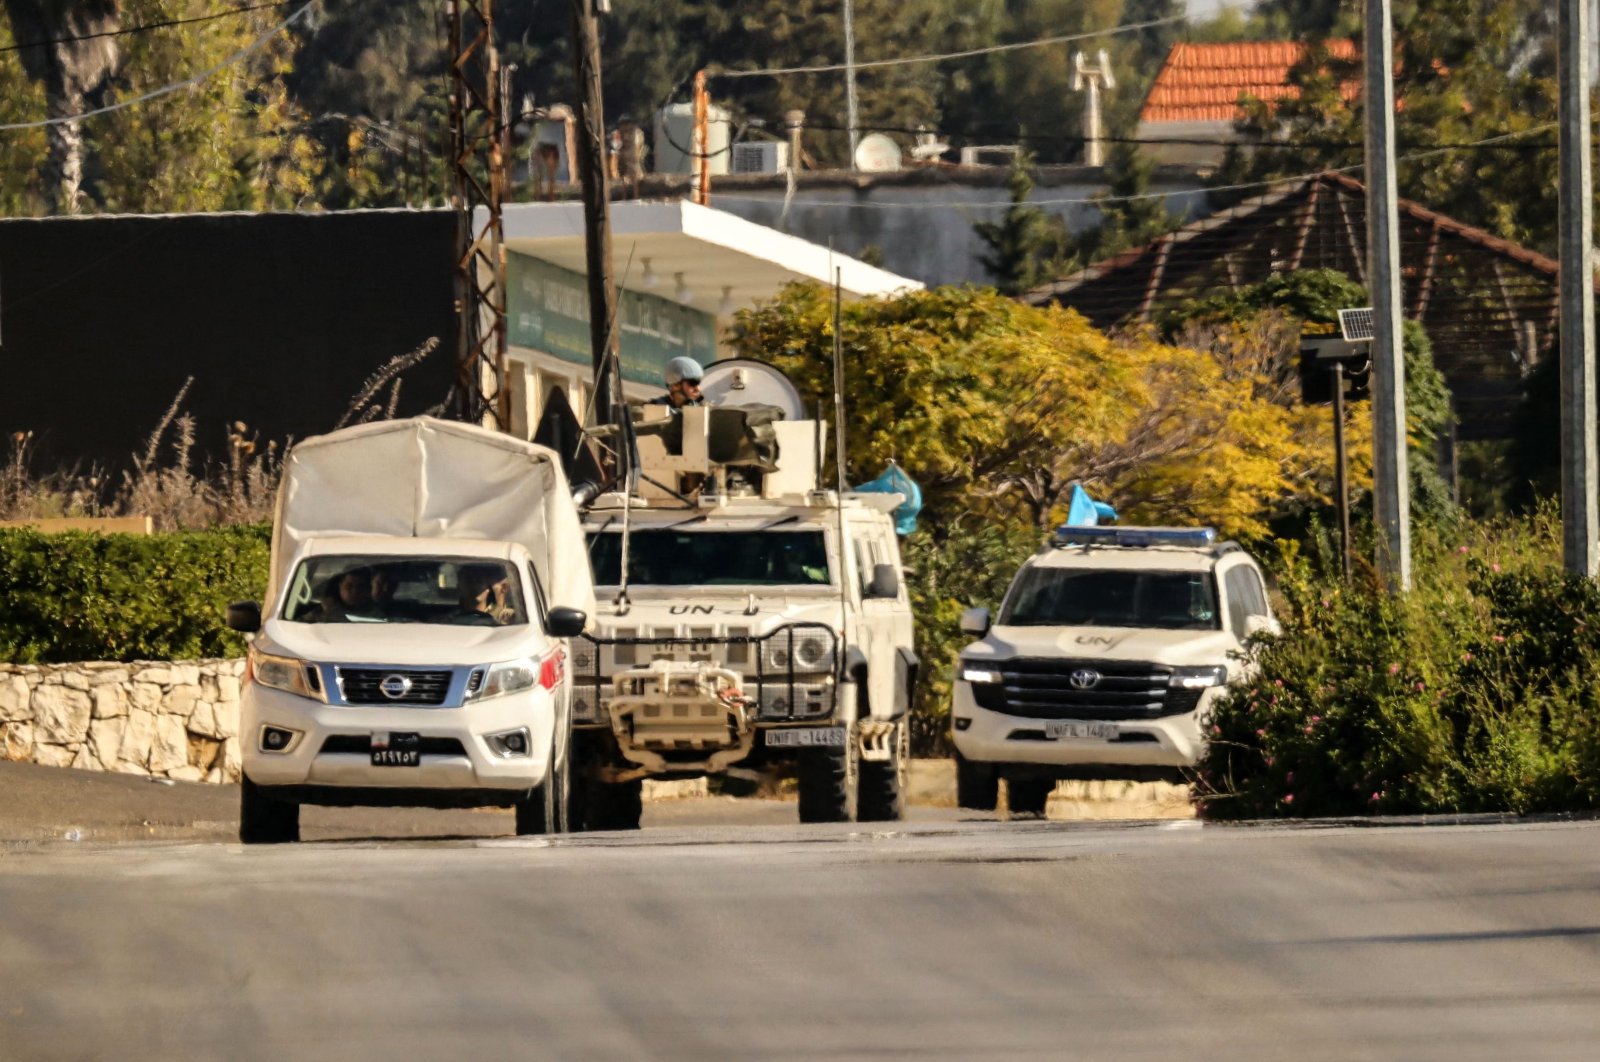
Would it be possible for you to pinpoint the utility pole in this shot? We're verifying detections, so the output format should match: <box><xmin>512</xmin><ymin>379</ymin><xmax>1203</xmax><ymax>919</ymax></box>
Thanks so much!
<box><xmin>448</xmin><ymin>0</ymin><xmax>508</xmax><ymax>428</ymax></box>
<box><xmin>843</xmin><ymin>0</ymin><xmax>860</xmax><ymax>168</ymax></box>
<box><xmin>570</xmin><ymin>0</ymin><xmax>620</xmax><ymax>428</ymax></box>
<box><xmin>1559</xmin><ymin>0</ymin><xmax>1598</xmax><ymax>576</ymax></box>
<box><xmin>693</xmin><ymin>69</ymin><xmax>711</xmax><ymax>206</ymax></box>
<box><xmin>1362</xmin><ymin>0</ymin><xmax>1410</xmax><ymax>590</ymax></box>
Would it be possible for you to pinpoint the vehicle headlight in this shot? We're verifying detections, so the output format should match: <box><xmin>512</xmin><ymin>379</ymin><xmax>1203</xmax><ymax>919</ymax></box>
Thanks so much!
<box><xmin>1170</xmin><ymin>665</ymin><xmax>1228</xmax><ymax>689</ymax></box>
<box><xmin>473</xmin><ymin>659</ymin><xmax>539</xmax><ymax>701</ymax></box>
<box><xmin>958</xmin><ymin>661</ymin><xmax>1003</xmax><ymax>684</ymax></box>
<box><xmin>763</xmin><ymin>629</ymin><xmax>835</xmax><ymax>674</ymax></box>
<box><xmin>249</xmin><ymin>649</ymin><xmax>322</xmax><ymax>700</ymax></box>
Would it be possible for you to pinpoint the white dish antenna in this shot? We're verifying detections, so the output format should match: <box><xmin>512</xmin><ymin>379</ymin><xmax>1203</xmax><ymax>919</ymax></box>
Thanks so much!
<box><xmin>854</xmin><ymin>133</ymin><xmax>903</xmax><ymax>173</ymax></box>
<box><xmin>699</xmin><ymin>359</ymin><xmax>807</xmax><ymax>421</ymax></box>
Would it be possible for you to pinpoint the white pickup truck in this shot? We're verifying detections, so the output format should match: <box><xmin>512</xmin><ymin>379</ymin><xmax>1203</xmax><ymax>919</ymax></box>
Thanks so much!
<box><xmin>226</xmin><ymin>417</ymin><xmax>596</xmax><ymax>843</ymax></box>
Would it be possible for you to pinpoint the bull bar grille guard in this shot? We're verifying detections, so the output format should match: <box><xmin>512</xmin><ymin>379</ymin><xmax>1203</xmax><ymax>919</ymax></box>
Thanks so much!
<box><xmin>576</xmin><ymin>623</ymin><xmax>841</xmax><ymax>721</ymax></box>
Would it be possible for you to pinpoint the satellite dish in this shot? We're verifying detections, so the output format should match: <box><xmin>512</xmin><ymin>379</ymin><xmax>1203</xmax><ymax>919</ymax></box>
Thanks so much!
<box><xmin>854</xmin><ymin>133</ymin><xmax>902</xmax><ymax>173</ymax></box>
<box><xmin>699</xmin><ymin>359</ymin><xmax>807</xmax><ymax>421</ymax></box>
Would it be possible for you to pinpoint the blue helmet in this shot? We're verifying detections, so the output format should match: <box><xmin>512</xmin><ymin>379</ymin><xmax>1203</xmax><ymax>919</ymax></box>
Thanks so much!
<box><xmin>664</xmin><ymin>356</ymin><xmax>704</xmax><ymax>385</ymax></box>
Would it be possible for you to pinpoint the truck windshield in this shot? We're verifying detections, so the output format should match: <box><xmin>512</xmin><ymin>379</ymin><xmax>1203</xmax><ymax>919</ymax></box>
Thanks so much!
<box><xmin>1000</xmin><ymin>568</ymin><xmax>1219</xmax><ymax>630</ymax></box>
<box><xmin>281</xmin><ymin>556</ymin><xmax>528</xmax><ymax>626</ymax></box>
<box><xmin>589</xmin><ymin>530</ymin><xmax>830</xmax><ymax>587</ymax></box>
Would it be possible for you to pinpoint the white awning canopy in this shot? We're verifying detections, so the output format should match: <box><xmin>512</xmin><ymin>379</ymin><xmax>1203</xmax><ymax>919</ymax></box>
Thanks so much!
<box><xmin>500</xmin><ymin>199</ymin><xmax>921</xmax><ymax>316</ymax></box>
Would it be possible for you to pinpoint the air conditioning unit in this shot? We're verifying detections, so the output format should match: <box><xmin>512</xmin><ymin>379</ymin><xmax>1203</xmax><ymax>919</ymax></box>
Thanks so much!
<box><xmin>730</xmin><ymin>141</ymin><xmax>789</xmax><ymax>175</ymax></box>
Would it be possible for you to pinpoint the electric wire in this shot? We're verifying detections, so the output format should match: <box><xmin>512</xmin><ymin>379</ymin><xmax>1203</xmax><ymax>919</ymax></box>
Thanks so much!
<box><xmin>714</xmin><ymin>3</ymin><xmax>1237</xmax><ymax>79</ymax></box>
<box><xmin>0</xmin><ymin>0</ymin><xmax>319</xmax><ymax>132</ymax></box>
<box><xmin>703</xmin><ymin>124</ymin><xmax>1558</xmax><ymax>211</ymax></box>
<box><xmin>0</xmin><ymin>0</ymin><xmax>299</xmax><ymax>54</ymax></box>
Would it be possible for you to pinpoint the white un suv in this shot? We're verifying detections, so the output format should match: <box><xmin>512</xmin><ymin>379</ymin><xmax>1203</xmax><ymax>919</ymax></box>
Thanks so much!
<box><xmin>950</xmin><ymin>526</ymin><xmax>1275</xmax><ymax>815</ymax></box>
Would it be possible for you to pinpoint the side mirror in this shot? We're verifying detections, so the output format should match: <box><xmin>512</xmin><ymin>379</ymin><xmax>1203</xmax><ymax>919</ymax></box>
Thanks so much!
<box><xmin>868</xmin><ymin>563</ymin><xmax>900</xmax><ymax>599</ymax></box>
<box><xmin>546</xmin><ymin>606</ymin><xmax>588</xmax><ymax>639</ymax></box>
<box><xmin>1244</xmin><ymin>614</ymin><xmax>1277</xmax><ymax>638</ymax></box>
<box><xmin>959</xmin><ymin>607</ymin><xmax>991</xmax><ymax>637</ymax></box>
<box><xmin>225</xmin><ymin>601</ymin><xmax>261</xmax><ymax>634</ymax></box>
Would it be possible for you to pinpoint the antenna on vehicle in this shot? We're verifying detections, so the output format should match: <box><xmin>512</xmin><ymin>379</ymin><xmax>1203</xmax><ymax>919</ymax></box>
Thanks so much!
<box><xmin>831</xmin><ymin>256</ymin><xmax>852</xmax><ymax>679</ymax></box>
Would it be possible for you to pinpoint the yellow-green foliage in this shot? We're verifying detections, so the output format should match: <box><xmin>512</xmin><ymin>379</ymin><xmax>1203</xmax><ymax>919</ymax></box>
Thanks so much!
<box><xmin>731</xmin><ymin>283</ymin><xmax>1355</xmax><ymax>541</ymax></box>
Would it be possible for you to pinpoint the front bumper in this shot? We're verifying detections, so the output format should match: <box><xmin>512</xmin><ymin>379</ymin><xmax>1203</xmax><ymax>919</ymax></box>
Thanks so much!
<box><xmin>949</xmin><ymin>681</ymin><xmax>1214</xmax><ymax>771</ymax></box>
<box><xmin>240</xmin><ymin>683</ymin><xmax>556</xmax><ymax>792</ymax></box>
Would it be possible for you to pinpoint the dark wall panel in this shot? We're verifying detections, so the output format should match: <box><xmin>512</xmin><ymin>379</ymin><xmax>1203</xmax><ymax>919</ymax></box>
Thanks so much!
<box><xmin>0</xmin><ymin>210</ymin><xmax>458</xmax><ymax>470</ymax></box>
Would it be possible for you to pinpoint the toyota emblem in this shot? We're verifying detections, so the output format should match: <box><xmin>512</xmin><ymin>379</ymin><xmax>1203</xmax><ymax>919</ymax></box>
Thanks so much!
<box><xmin>379</xmin><ymin>673</ymin><xmax>413</xmax><ymax>699</ymax></box>
<box><xmin>1068</xmin><ymin>668</ymin><xmax>1101</xmax><ymax>690</ymax></box>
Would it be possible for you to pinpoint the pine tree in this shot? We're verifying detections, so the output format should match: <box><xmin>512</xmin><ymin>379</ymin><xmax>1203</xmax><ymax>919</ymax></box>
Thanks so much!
<box><xmin>974</xmin><ymin>151</ymin><xmax>1066</xmax><ymax>295</ymax></box>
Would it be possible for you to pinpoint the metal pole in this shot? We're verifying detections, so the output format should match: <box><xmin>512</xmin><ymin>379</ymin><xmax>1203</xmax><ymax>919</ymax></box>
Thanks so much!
<box><xmin>1083</xmin><ymin>74</ymin><xmax>1103</xmax><ymax>168</ymax></box>
<box><xmin>1559</xmin><ymin>0</ymin><xmax>1599</xmax><ymax>575</ymax></box>
<box><xmin>1362</xmin><ymin>0</ymin><xmax>1410</xmax><ymax>590</ymax></box>
<box><xmin>1332</xmin><ymin>363</ymin><xmax>1352</xmax><ymax>582</ymax></box>
<box><xmin>843</xmin><ymin>0</ymin><xmax>859</xmax><ymax>168</ymax></box>
<box><xmin>570</xmin><ymin>0</ymin><xmax>619</xmax><ymax>428</ymax></box>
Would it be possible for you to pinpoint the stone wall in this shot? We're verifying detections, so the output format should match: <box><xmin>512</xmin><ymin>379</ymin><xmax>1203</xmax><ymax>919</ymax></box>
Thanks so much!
<box><xmin>0</xmin><ymin>660</ymin><xmax>243</xmax><ymax>783</ymax></box>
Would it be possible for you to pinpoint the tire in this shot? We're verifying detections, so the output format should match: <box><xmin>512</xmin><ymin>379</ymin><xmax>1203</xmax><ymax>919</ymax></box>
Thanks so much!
<box><xmin>239</xmin><ymin>776</ymin><xmax>299</xmax><ymax>844</ymax></box>
<box><xmin>857</xmin><ymin>720</ymin><xmax>907</xmax><ymax>822</ymax></box>
<box><xmin>955</xmin><ymin>752</ymin><xmax>999</xmax><ymax>811</ymax></box>
<box><xmin>514</xmin><ymin>752</ymin><xmax>561</xmax><ymax>836</ymax></box>
<box><xmin>798</xmin><ymin>740</ymin><xmax>858</xmax><ymax>823</ymax></box>
<box><xmin>1007</xmin><ymin>777</ymin><xmax>1054</xmax><ymax>818</ymax></box>
<box><xmin>578</xmin><ymin>777</ymin><xmax>643</xmax><ymax>831</ymax></box>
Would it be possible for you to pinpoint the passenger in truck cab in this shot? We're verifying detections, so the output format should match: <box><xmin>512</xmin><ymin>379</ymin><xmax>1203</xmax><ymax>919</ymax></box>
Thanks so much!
<box><xmin>306</xmin><ymin>567</ymin><xmax>378</xmax><ymax>623</ymax></box>
<box><xmin>453</xmin><ymin>564</ymin><xmax>513</xmax><ymax>626</ymax></box>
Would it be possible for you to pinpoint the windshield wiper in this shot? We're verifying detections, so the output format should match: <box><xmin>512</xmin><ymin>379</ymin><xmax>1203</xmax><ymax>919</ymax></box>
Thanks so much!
<box><xmin>661</xmin><ymin>513</ymin><xmax>710</xmax><ymax>530</ymax></box>
<box><xmin>755</xmin><ymin>515</ymin><xmax>800</xmax><ymax>531</ymax></box>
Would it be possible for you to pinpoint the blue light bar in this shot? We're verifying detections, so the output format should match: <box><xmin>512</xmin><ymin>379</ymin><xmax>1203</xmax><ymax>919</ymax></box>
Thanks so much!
<box><xmin>1053</xmin><ymin>526</ymin><xmax>1217</xmax><ymax>548</ymax></box>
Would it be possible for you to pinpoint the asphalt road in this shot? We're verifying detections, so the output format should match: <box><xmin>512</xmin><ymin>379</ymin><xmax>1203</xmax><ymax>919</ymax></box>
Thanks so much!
<box><xmin>3</xmin><ymin>817</ymin><xmax>1598</xmax><ymax>1060</ymax></box>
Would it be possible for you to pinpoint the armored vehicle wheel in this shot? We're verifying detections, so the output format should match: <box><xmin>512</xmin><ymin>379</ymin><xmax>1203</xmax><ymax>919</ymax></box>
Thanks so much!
<box><xmin>578</xmin><ymin>777</ymin><xmax>643</xmax><ymax>831</ymax></box>
<box><xmin>955</xmin><ymin>752</ymin><xmax>999</xmax><ymax>811</ymax></box>
<box><xmin>857</xmin><ymin>720</ymin><xmax>907</xmax><ymax>822</ymax></box>
<box><xmin>239</xmin><ymin>776</ymin><xmax>299</xmax><ymax>844</ymax></box>
<box><xmin>1006</xmin><ymin>778</ymin><xmax>1054</xmax><ymax>818</ymax></box>
<box><xmin>798</xmin><ymin>742</ymin><xmax>858</xmax><ymax>823</ymax></box>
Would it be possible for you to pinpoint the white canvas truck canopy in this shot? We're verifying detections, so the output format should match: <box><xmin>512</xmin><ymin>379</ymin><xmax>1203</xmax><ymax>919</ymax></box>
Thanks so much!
<box><xmin>268</xmin><ymin>417</ymin><xmax>596</xmax><ymax>623</ymax></box>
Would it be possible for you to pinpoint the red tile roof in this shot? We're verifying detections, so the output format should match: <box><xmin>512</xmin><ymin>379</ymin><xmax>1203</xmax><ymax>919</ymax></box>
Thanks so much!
<box><xmin>1139</xmin><ymin>41</ymin><xmax>1358</xmax><ymax>124</ymax></box>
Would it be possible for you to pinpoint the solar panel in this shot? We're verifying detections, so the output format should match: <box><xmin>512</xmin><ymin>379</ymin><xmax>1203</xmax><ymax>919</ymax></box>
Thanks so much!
<box><xmin>1338</xmin><ymin>307</ymin><xmax>1376</xmax><ymax>342</ymax></box>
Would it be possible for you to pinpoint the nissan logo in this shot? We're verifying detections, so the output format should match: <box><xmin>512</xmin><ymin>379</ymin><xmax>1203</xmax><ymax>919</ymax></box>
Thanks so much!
<box><xmin>1069</xmin><ymin>668</ymin><xmax>1101</xmax><ymax>690</ymax></box>
<box><xmin>379</xmin><ymin>673</ymin><xmax>413</xmax><ymax>699</ymax></box>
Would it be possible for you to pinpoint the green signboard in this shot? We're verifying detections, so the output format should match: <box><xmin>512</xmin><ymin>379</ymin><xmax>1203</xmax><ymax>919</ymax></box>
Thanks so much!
<box><xmin>507</xmin><ymin>253</ymin><xmax>717</xmax><ymax>385</ymax></box>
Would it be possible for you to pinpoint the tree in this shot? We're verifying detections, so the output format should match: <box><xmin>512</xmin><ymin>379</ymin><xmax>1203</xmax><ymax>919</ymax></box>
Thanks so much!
<box><xmin>1</xmin><ymin>0</ymin><xmax>119</xmax><ymax>212</ymax></box>
<box><xmin>85</xmin><ymin>0</ymin><xmax>325</xmax><ymax>213</ymax></box>
<box><xmin>1214</xmin><ymin>2</ymin><xmax>1561</xmax><ymax>252</ymax></box>
<box><xmin>973</xmin><ymin>151</ymin><xmax>1068</xmax><ymax>294</ymax></box>
<box><xmin>1163</xmin><ymin>268</ymin><xmax>1457</xmax><ymax>525</ymax></box>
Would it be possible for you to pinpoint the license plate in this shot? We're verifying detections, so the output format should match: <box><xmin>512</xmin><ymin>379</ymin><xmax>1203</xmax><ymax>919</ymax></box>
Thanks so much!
<box><xmin>1044</xmin><ymin>721</ymin><xmax>1119</xmax><ymax>741</ymax></box>
<box><xmin>371</xmin><ymin>732</ymin><xmax>422</xmax><ymax>767</ymax></box>
<box><xmin>765</xmin><ymin>727</ymin><xmax>846</xmax><ymax>748</ymax></box>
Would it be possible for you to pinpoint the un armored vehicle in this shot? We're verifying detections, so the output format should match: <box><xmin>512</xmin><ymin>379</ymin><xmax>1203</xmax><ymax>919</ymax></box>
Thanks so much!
<box><xmin>571</xmin><ymin>361</ymin><xmax>917</xmax><ymax>827</ymax></box>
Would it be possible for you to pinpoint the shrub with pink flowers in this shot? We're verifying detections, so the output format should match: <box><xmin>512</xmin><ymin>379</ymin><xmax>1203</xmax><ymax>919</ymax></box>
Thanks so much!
<box><xmin>1194</xmin><ymin>507</ymin><xmax>1600</xmax><ymax>818</ymax></box>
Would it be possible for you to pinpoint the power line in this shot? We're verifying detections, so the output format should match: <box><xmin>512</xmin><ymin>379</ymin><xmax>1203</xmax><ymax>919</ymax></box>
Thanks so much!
<box><xmin>0</xmin><ymin>1</ymin><xmax>319</xmax><ymax>132</ymax></box>
<box><xmin>713</xmin><ymin>3</ymin><xmax>1236</xmax><ymax>79</ymax></box>
<box><xmin>797</xmin><ymin>117</ymin><xmax>1561</xmax><ymax>154</ymax></box>
<box><xmin>0</xmin><ymin>0</ymin><xmax>298</xmax><ymax>55</ymax></box>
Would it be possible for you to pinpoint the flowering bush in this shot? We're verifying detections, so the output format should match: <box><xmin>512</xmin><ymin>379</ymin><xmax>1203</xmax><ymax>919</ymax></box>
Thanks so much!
<box><xmin>1195</xmin><ymin>509</ymin><xmax>1600</xmax><ymax>818</ymax></box>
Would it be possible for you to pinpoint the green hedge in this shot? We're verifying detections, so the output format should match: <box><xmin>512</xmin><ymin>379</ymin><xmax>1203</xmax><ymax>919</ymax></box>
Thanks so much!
<box><xmin>1195</xmin><ymin>512</ymin><xmax>1600</xmax><ymax>818</ymax></box>
<box><xmin>0</xmin><ymin>525</ymin><xmax>270</xmax><ymax>663</ymax></box>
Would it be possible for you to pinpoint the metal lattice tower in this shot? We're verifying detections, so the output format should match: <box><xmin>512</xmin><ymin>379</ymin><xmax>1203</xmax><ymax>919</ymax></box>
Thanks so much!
<box><xmin>448</xmin><ymin>0</ymin><xmax>508</xmax><ymax>427</ymax></box>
